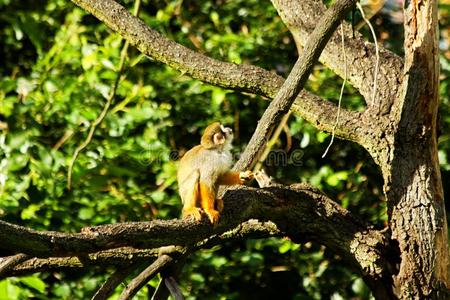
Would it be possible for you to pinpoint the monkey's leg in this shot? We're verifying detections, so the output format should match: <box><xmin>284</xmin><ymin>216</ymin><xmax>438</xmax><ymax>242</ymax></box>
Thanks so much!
<box><xmin>217</xmin><ymin>171</ymin><xmax>254</xmax><ymax>185</ymax></box>
<box><xmin>199</xmin><ymin>183</ymin><xmax>219</xmax><ymax>224</ymax></box>
<box><xmin>182</xmin><ymin>181</ymin><xmax>202</xmax><ymax>222</ymax></box>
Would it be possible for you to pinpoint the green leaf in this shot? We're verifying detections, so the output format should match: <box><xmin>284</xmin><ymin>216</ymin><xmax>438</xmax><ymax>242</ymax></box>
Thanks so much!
<box><xmin>211</xmin><ymin>256</ymin><xmax>227</xmax><ymax>268</ymax></box>
<box><xmin>53</xmin><ymin>283</ymin><xmax>71</xmax><ymax>298</ymax></box>
<box><xmin>78</xmin><ymin>207</ymin><xmax>95</xmax><ymax>220</ymax></box>
<box><xmin>19</xmin><ymin>275</ymin><xmax>46</xmax><ymax>293</ymax></box>
<box><xmin>210</xmin><ymin>11</ymin><xmax>220</xmax><ymax>26</ymax></box>
<box><xmin>21</xmin><ymin>204</ymin><xmax>40</xmax><ymax>220</ymax></box>
<box><xmin>211</xmin><ymin>88</ymin><xmax>227</xmax><ymax>108</ymax></box>
<box><xmin>351</xmin><ymin>278</ymin><xmax>366</xmax><ymax>295</ymax></box>
<box><xmin>317</xmin><ymin>132</ymin><xmax>329</xmax><ymax>143</ymax></box>
<box><xmin>326</xmin><ymin>171</ymin><xmax>349</xmax><ymax>187</ymax></box>
<box><xmin>278</xmin><ymin>241</ymin><xmax>291</xmax><ymax>254</ymax></box>
<box><xmin>0</xmin><ymin>279</ymin><xmax>20</xmax><ymax>300</ymax></box>
<box><xmin>241</xmin><ymin>253</ymin><xmax>264</xmax><ymax>266</ymax></box>
<box><xmin>190</xmin><ymin>273</ymin><xmax>205</xmax><ymax>283</ymax></box>
<box><xmin>0</xmin><ymin>96</ymin><xmax>16</xmax><ymax>117</ymax></box>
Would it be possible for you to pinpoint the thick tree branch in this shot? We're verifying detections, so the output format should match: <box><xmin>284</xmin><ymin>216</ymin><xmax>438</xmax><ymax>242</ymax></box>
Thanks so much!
<box><xmin>234</xmin><ymin>0</ymin><xmax>358</xmax><ymax>170</ymax></box>
<box><xmin>1</xmin><ymin>248</ymin><xmax>159</xmax><ymax>279</ymax></box>
<box><xmin>69</xmin><ymin>0</ymin><xmax>364</xmax><ymax>144</ymax></box>
<box><xmin>0</xmin><ymin>185</ymin><xmax>387</xmax><ymax>282</ymax></box>
<box><xmin>271</xmin><ymin>0</ymin><xmax>403</xmax><ymax>114</ymax></box>
<box><xmin>1</xmin><ymin>220</ymin><xmax>279</xmax><ymax>278</ymax></box>
<box><xmin>383</xmin><ymin>0</ymin><xmax>450</xmax><ymax>296</ymax></box>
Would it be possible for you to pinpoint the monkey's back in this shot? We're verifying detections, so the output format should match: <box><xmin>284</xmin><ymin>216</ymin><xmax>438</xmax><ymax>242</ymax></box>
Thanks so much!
<box><xmin>177</xmin><ymin>145</ymin><xmax>233</xmax><ymax>202</ymax></box>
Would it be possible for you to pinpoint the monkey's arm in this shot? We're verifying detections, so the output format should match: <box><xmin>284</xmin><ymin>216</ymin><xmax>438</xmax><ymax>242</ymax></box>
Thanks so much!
<box><xmin>217</xmin><ymin>171</ymin><xmax>254</xmax><ymax>185</ymax></box>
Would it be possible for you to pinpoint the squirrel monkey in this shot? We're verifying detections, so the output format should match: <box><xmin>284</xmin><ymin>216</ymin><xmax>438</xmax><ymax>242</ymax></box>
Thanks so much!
<box><xmin>177</xmin><ymin>122</ymin><xmax>253</xmax><ymax>224</ymax></box>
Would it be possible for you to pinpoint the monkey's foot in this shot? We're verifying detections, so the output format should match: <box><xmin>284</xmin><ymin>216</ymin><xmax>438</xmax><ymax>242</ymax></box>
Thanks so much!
<box><xmin>204</xmin><ymin>209</ymin><xmax>220</xmax><ymax>224</ymax></box>
<box><xmin>182</xmin><ymin>207</ymin><xmax>202</xmax><ymax>222</ymax></box>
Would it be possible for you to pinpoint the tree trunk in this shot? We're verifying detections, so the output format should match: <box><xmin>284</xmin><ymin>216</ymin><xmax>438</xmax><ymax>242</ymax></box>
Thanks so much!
<box><xmin>385</xmin><ymin>0</ymin><xmax>450</xmax><ymax>298</ymax></box>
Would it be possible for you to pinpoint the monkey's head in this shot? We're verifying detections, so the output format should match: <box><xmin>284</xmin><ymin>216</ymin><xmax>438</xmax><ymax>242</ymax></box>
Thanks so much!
<box><xmin>201</xmin><ymin>122</ymin><xmax>233</xmax><ymax>150</ymax></box>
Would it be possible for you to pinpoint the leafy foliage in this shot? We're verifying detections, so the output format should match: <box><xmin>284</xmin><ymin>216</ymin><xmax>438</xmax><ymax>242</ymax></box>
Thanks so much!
<box><xmin>0</xmin><ymin>0</ymin><xmax>449</xmax><ymax>299</ymax></box>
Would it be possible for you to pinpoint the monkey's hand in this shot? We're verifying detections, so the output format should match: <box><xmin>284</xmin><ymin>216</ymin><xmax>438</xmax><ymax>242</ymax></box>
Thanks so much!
<box><xmin>239</xmin><ymin>170</ymin><xmax>254</xmax><ymax>183</ymax></box>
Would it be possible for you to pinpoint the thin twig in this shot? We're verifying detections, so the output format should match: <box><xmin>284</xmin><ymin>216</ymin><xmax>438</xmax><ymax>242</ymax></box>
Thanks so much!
<box><xmin>119</xmin><ymin>245</ymin><xmax>186</xmax><ymax>300</ymax></box>
<box><xmin>164</xmin><ymin>277</ymin><xmax>184</xmax><ymax>300</ymax></box>
<box><xmin>283</xmin><ymin>123</ymin><xmax>292</xmax><ymax>152</ymax></box>
<box><xmin>322</xmin><ymin>24</ymin><xmax>348</xmax><ymax>158</ymax></box>
<box><xmin>151</xmin><ymin>260</ymin><xmax>186</xmax><ymax>300</ymax></box>
<box><xmin>67</xmin><ymin>0</ymin><xmax>142</xmax><ymax>189</ymax></box>
<box><xmin>53</xmin><ymin>129</ymin><xmax>75</xmax><ymax>151</ymax></box>
<box><xmin>118</xmin><ymin>253</ymin><xmax>182</xmax><ymax>300</ymax></box>
<box><xmin>151</xmin><ymin>276</ymin><xmax>170</xmax><ymax>300</ymax></box>
<box><xmin>355</xmin><ymin>0</ymin><xmax>385</xmax><ymax>30</ymax></box>
<box><xmin>91</xmin><ymin>261</ymin><xmax>144</xmax><ymax>300</ymax></box>
<box><xmin>356</xmin><ymin>2</ymin><xmax>380</xmax><ymax>107</ymax></box>
<box><xmin>0</xmin><ymin>254</ymin><xmax>30</xmax><ymax>277</ymax></box>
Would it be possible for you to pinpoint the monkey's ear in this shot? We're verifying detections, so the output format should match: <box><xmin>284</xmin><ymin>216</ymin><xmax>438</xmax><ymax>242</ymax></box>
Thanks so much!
<box><xmin>213</xmin><ymin>132</ymin><xmax>225</xmax><ymax>145</ymax></box>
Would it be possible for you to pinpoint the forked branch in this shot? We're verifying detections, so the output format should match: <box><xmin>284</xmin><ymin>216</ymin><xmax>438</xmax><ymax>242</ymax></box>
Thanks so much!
<box><xmin>234</xmin><ymin>0</ymin><xmax>358</xmax><ymax>170</ymax></box>
<box><xmin>271</xmin><ymin>0</ymin><xmax>403</xmax><ymax>113</ymax></box>
<box><xmin>69</xmin><ymin>0</ymin><xmax>364</xmax><ymax>145</ymax></box>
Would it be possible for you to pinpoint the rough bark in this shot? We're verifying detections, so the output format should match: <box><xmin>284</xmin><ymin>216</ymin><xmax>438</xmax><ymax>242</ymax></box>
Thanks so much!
<box><xmin>383</xmin><ymin>0</ymin><xmax>450</xmax><ymax>298</ymax></box>
<box><xmin>69</xmin><ymin>0</ymin><xmax>368</xmax><ymax>145</ymax></box>
<box><xmin>1</xmin><ymin>220</ymin><xmax>277</xmax><ymax>279</ymax></box>
<box><xmin>270</xmin><ymin>2</ymin><xmax>450</xmax><ymax>297</ymax></box>
<box><xmin>1</xmin><ymin>248</ymin><xmax>158</xmax><ymax>278</ymax></box>
<box><xmin>271</xmin><ymin>0</ymin><xmax>403</xmax><ymax>114</ymax></box>
<box><xmin>0</xmin><ymin>185</ymin><xmax>387</xmax><ymax>283</ymax></box>
<box><xmin>234</xmin><ymin>0</ymin><xmax>358</xmax><ymax>170</ymax></box>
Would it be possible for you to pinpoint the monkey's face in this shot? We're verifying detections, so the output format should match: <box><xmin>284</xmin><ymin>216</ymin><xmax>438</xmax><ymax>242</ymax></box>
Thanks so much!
<box><xmin>219</xmin><ymin>124</ymin><xmax>233</xmax><ymax>150</ymax></box>
<box><xmin>212</xmin><ymin>124</ymin><xmax>233</xmax><ymax>146</ymax></box>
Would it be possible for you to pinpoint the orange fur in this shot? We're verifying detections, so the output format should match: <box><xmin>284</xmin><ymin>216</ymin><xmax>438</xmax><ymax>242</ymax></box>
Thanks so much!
<box><xmin>177</xmin><ymin>122</ymin><xmax>253</xmax><ymax>224</ymax></box>
<box><xmin>217</xmin><ymin>171</ymin><xmax>243</xmax><ymax>185</ymax></box>
<box><xmin>216</xmin><ymin>197</ymin><xmax>224</xmax><ymax>212</ymax></box>
<box><xmin>182</xmin><ymin>180</ymin><xmax>202</xmax><ymax>221</ymax></box>
<box><xmin>199</xmin><ymin>183</ymin><xmax>219</xmax><ymax>224</ymax></box>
